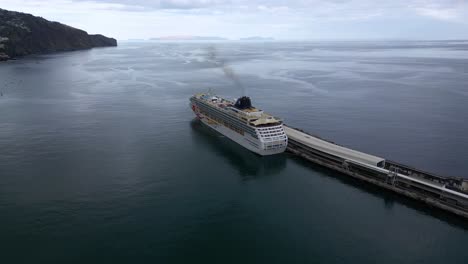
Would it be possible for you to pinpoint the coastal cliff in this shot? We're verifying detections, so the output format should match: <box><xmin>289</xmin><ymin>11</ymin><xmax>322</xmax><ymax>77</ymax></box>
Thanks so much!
<box><xmin>0</xmin><ymin>8</ymin><xmax>117</xmax><ymax>61</ymax></box>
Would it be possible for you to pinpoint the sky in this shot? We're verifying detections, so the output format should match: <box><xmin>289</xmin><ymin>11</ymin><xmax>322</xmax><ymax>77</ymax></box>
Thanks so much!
<box><xmin>1</xmin><ymin>0</ymin><xmax>468</xmax><ymax>40</ymax></box>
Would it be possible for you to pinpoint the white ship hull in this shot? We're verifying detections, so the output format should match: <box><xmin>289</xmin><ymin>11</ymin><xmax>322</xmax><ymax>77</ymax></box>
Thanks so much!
<box><xmin>197</xmin><ymin>114</ymin><xmax>286</xmax><ymax>156</ymax></box>
<box><xmin>190</xmin><ymin>94</ymin><xmax>287</xmax><ymax>156</ymax></box>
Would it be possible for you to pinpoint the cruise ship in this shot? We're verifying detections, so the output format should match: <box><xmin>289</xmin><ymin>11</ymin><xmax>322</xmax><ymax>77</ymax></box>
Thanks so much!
<box><xmin>190</xmin><ymin>93</ymin><xmax>288</xmax><ymax>155</ymax></box>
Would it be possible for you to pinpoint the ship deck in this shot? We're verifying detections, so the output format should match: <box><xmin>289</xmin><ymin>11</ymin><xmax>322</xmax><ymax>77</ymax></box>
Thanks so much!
<box><xmin>194</xmin><ymin>93</ymin><xmax>282</xmax><ymax>127</ymax></box>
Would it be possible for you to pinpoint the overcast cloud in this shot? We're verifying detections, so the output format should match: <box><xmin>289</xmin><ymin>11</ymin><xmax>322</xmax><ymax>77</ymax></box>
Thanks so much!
<box><xmin>1</xmin><ymin>0</ymin><xmax>467</xmax><ymax>40</ymax></box>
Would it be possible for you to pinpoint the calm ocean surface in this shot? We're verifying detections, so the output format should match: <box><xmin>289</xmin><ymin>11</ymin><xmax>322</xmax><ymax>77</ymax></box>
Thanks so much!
<box><xmin>1</xmin><ymin>41</ymin><xmax>467</xmax><ymax>263</ymax></box>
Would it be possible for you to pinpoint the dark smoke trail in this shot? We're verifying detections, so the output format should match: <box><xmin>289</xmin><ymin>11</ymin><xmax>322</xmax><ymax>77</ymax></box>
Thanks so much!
<box><xmin>206</xmin><ymin>46</ymin><xmax>245</xmax><ymax>96</ymax></box>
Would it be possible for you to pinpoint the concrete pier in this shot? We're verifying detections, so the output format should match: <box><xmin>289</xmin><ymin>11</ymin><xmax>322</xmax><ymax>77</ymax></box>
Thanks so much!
<box><xmin>284</xmin><ymin>125</ymin><xmax>468</xmax><ymax>219</ymax></box>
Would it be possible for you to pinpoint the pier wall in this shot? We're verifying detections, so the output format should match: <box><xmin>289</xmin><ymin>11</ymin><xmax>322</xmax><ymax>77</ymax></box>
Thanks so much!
<box><xmin>285</xmin><ymin>126</ymin><xmax>468</xmax><ymax>220</ymax></box>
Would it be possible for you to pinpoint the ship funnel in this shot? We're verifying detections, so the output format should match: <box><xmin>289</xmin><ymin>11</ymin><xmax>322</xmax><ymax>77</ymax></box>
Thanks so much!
<box><xmin>234</xmin><ymin>96</ymin><xmax>252</xmax><ymax>110</ymax></box>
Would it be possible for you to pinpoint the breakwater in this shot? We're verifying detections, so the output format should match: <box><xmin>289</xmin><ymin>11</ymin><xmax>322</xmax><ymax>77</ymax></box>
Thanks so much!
<box><xmin>284</xmin><ymin>126</ymin><xmax>468</xmax><ymax>219</ymax></box>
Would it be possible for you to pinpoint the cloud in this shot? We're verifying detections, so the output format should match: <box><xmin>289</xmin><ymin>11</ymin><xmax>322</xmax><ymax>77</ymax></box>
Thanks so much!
<box><xmin>415</xmin><ymin>7</ymin><xmax>460</xmax><ymax>21</ymax></box>
<box><xmin>410</xmin><ymin>1</ymin><xmax>468</xmax><ymax>22</ymax></box>
<box><xmin>1</xmin><ymin>0</ymin><xmax>467</xmax><ymax>39</ymax></box>
<box><xmin>70</xmin><ymin>0</ymin><xmax>230</xmax><ymax>11</ymax></box>
<box><xmin>159</xmin><ymin>0</ymin><xmax>227</xmax><ymax>9</ymax></box>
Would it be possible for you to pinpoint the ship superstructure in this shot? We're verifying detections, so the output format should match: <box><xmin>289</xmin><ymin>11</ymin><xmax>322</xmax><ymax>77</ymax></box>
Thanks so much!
<box><xmin>190</xmin><ymin>93</ymin><xmax>288</xmax><ymax>155</ymax></box>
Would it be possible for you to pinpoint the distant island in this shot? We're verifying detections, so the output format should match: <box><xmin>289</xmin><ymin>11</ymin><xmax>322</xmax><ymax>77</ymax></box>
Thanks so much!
<box><xmin>150</xmin><ymin>36</ymin><xmax>228</xmax><ymax>41</ymax></box>
<box><xmin>0</xmin><ymin>8</ymin><xmax>117</xmax><ymax>61</ymax></box>
<box><xmin>239</xmin><ymin>36</ymin><xmax>275</xmax><ymax>41</ymax></box>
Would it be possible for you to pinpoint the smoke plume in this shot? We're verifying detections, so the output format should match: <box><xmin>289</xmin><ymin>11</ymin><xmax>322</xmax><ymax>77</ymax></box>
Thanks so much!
<box><xmin>206</xmin><ymin>46</ymin><xmax>245</xmax><ymax>96</ymax></box>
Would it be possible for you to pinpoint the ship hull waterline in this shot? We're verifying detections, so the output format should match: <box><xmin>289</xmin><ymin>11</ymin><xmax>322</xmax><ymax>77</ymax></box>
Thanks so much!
<box><xmin>192</xmin><ymin>112</ymin><xmax>286</xmax><ymax>156</ymax></box>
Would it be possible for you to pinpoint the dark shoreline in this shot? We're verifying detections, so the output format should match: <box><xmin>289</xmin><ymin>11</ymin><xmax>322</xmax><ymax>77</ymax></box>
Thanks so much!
<box><xmin>0</xmin><ymin>8</ymin><xmax>117</xmax><ymax>62</ymax></box>
<box><xmin>0</xmin><ymin>45</ymin><xmax>118</xmax><ymax>63</ymax></box>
